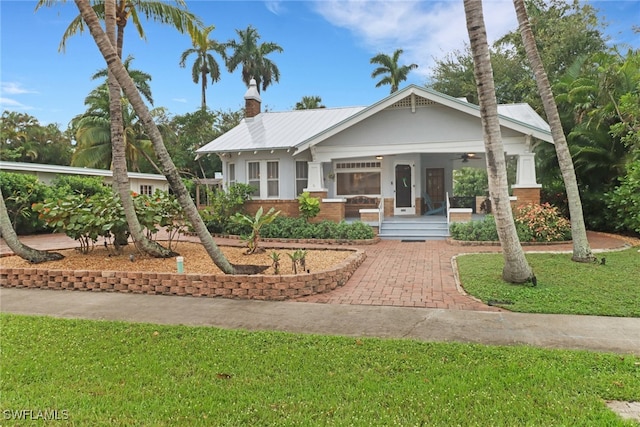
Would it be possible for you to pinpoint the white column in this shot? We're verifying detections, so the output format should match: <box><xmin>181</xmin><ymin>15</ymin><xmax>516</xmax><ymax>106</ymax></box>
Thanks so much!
<box><xmin>512</xmin><ymin>152</ymin><xmax>541</xmax><ymax>188</ymax></box>
<box><xmin>305</xmin><ymin>161</ymin><xmax>327</xmax><ymax>192</ymax></box>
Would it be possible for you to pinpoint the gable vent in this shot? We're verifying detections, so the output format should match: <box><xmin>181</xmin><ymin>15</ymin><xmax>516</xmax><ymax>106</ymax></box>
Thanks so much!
<box><xmin>389</xmin><ymin>95</ymin><xmax>435</xmax><ymax>109</ymax></box>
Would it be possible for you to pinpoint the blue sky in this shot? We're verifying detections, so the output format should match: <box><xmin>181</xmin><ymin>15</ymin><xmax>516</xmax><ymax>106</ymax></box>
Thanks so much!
<box><xmin>1</xmin><ymin>0</ymin><xmax>638</xmax><ymax>128</ymax></box>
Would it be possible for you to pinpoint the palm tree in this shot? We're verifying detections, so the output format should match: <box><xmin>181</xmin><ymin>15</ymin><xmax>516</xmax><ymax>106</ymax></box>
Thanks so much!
<box><xmin>74</xmin><ymin>0</ymin><xmax>236</xmax><ymax>274</ymax></box>
<box><xmin>295</xmin><ymin>96</ymin><xmax>325</xmax><ymax>110</ymax></box>
<box><xmin>370</xmin><ymin>49</ymin><xmax>418</xmax><ymax>94</ymax></box>
<box><xmin>71</xmin><ymin>58</ymin><xmax>168</xmax><ymax>172</ymax></box>
<box><xmin>0</xmin><ymin>188</ymin><xmax>64</xmax><ymax>263</ymax></box>
<box><xmin>38</xmin><ymin>0</ymin><xmax>200</xmax><ymax>259</ymax></box>
<box><xmin>179</xmin><ymin>25</ymin><xmax>226</xmax><ymax>110</ymax></box>
<box><xmin>225</xmin><ymin>25</ymin><xmax>283</xmax><ymax>92</ymax></box>
<box><xmin>513</xmin><ymin>0</ymin><xmax>594</xmax><ymax>263</ymax></box>
<box><xmin>463</xmin><ymin>0</ymin><xmax>533</xmax><ymax>284</ymax></box>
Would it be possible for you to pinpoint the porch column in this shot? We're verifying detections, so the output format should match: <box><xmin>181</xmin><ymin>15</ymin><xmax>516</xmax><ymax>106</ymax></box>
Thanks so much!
<box><xmin>511</xmin><ymin>152</ymin><xmax>541</xmax><ymax>206</ymax></box>
<box><xmin>304</xmin><ymin>161</ymin><xmax>327</xmax><ymax>192</ymax></box>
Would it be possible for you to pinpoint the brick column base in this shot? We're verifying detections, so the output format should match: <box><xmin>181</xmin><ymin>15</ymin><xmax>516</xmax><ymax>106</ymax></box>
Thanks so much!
<box><xmin>511</xmin><ymin>187</ymin><xmax>541</xmax><ymax>208</ymax></box>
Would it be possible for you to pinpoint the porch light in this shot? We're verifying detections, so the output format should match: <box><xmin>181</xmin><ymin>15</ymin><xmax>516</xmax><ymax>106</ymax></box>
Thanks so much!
<box><xmin>376</xmin><ymin>155</ymin><xmax>383</xmax><ymax>160</ymax></box>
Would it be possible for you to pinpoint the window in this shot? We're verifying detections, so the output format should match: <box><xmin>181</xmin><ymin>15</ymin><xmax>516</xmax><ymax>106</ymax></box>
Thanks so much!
<box><xmin>246</xmin><ymin>160</ymin><xmax>279</xmax><ymax>199</ymax></box>
<box><xmin>295</xmin><ymin>161</ymin><xmax>309</xmax><ymax>195</ymax></box>
<box><xmin>139</xmin><ymin>184</ymin><xmax>154</xmax><ymax>196</ymax></box>
<box><xmin>335</xmin><ymin>161</ymin><xmax>381</xmax><ymax>196</ymax></box>
<box><xmin>267</xmin><ymin>161</ymin><xmax>279</xmax><ymax>197</ymax></box>
<box><xmin>248</xmin><ymin>161</ymin><xmax>260</xmax><ymax>197</ymax></box>
<box><xmin>228</xmin><ymin>163</ymin><xmax>236</xmax><ymax>186</ymax></box>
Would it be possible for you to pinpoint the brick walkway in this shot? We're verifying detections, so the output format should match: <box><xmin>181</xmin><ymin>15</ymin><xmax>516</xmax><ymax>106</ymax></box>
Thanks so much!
<box><xmin>1</xmin><ymin>231</ymin><xmax>634</xmax><ymax>312</ymax></box>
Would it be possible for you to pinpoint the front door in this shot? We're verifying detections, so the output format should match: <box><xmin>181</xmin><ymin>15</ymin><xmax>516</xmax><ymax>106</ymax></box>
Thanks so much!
<box><xmin>425</xmin><ymin>168</ymin><xmax>445</xmax><ymax>206</ymax></box>
<box><xmin>394</xmin><ymin>163</ymin><xmax>415</xmax><ymax>215</ymax></box>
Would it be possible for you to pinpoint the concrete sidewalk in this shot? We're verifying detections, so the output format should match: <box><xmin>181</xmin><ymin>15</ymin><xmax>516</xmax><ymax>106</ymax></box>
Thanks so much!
<box><xmin>2</xmin><ymin>287</ymin><xmax>639</xmax><ymax>355</ymax></box>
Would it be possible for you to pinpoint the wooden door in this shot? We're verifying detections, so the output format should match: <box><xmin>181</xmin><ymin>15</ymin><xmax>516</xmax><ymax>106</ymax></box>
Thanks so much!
<box><xmin>425</xmin><ymin>168</ymin><xmax>445</xmax><ymax>204</ymax></box>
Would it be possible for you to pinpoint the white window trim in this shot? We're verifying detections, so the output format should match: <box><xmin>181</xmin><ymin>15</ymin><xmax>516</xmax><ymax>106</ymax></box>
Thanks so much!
<box><xmin>247</xmin><ymin>160</ymin><xmax>279</xmax><ymax>199</ymax></box>
<box><xmin>333</xmin><ymin>161</ymin><xmax>382</xmax><ymax>197</ymax></box>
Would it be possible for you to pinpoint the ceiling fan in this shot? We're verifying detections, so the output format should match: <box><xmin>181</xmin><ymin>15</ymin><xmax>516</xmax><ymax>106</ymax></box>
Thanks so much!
<box><xmin>452</xmin><ymin>153</ymin><xmax>483</xmax><ymax>163</ymax></box>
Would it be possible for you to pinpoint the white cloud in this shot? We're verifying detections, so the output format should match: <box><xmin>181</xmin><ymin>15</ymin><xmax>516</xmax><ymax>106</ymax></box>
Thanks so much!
<box><xmin>0</xmin><ymin>97</ymin><xmax>33</xmax><ymax>110</ymax></box>
<box><xmin>1</xmin><ymin>82</ymin><xmax>38</xmax><ymax>95</ymax></box>
<box><xmin>312</xmin><ymin>0</ymin><xmax>518</xmax><ymax>77</ymax></box>
<box><xmin>172</xmin><ymin>98</ymin><xmax>188</xmax><ymax>103</ymax></box>
<box><xmin>265</xmin><ymin>0</ymin><xmax>286</xmax><ymax>15</ymax></box>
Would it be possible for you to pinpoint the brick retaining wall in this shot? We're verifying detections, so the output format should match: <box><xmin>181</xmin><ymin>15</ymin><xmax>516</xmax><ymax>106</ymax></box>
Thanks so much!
<box><xmin>0</xmin><ymin>249</ymin><xmax>366</xmax><ymax>301</ymax></box>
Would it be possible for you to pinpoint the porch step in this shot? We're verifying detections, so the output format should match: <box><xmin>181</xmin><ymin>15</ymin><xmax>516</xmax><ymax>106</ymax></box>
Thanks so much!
<box><xmin>378</xmin><ymin>216</ymin><xmax>449</xmax><ymax>241</ymax></box>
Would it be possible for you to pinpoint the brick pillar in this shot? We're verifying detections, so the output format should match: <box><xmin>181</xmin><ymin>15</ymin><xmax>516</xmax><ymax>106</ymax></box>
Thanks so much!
<box><xmin>511</xmin><ymin>187</ymin><xmax>541</xmax><ymax>207</ymax></box>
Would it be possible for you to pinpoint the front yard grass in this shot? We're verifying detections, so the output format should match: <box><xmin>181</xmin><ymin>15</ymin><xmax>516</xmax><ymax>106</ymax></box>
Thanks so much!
<box><xmin>456</xmin><ymin>246</ymin><xmax>640</xmax><ymax>317</ymax></box>
<box><xmin>1</xmin><ymin>314</ymin><xmax>639</xmax><ymax>426</ymax></box>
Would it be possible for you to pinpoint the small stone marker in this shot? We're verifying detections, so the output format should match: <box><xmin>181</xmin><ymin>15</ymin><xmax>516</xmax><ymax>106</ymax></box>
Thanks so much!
<box><xmin>606</xmin><ymin>401</ymin><xmax>640</xmax><ymax>422</ymax></box>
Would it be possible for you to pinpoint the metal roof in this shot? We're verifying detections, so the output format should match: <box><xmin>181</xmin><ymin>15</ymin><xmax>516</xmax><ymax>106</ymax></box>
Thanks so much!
<box><xmin>0</xmin><ymin>161</ymin><xmax>168</xmax><ymax>181</ymax></box>
<box><xmin>196</xmin><ymin>85</ymin><xmax>552</xmax><ymax>155</ymax></box>
<box><xmin>196</xmin><ymin>106</ymin><xmax>365</xmax><ymax>154</ymax></box>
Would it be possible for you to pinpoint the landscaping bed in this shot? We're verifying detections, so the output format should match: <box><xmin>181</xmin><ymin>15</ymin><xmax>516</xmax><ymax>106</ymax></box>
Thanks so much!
<box><xmin>0</xmin><ymin>243</ymin><xmax>365</xmax><ymax>301</ymax></box>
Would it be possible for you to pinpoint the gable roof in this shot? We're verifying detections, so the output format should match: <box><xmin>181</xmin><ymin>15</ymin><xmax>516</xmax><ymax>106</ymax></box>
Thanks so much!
<box><xmin>196</xmin><ymin>85</ymin><xmax>552</xmax><ymax>156</ymax></box>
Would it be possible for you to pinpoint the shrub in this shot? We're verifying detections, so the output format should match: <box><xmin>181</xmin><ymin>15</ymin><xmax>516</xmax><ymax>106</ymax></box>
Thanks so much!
<box><xmin>449</xmin><ymin>215</ymin><xmax>498</xmax><ymax>241</ymax></box>
<box><xmin>261</xmin><ymin>217</ymin><xmax>375</xmax><ymax>240</ymax></box>
<box><xmin>453</xmin><ymin>167</ymin><xmax>488</xmax><ymax>196</ymax></box>
<box><xmin>199</xmin><ymin>183</ymin><xmax>254</xmax><ymax>234</ymax></box>
<box><xmin>513</xmin><ymin>203</ymin><xmax>571</xmax><ymax>242</ymax></box>
<box><xmin>0</xmin><ymin>172</ymin><xmax>52</xmax><ymax>234</ymax></box>
<box><xmin>606</xmin><ymin>161</ymin><xmax>640</xmax><ymax>235</ymax></box>
<box><xmin>50</xmin><ymin>175</ymin><xmax>111</xmax><ymax>198</ymax></box>
<box><xmin>297</xmin><ymin>192</ymin><xmax>320</xmax><ymax>221</ymax></box>
<box><xmin>134</xmin><ymin>190</ymin><xmax>190</xmax><ymax>250</ymax></box>
<box><xmin>33</xmin><ymin>194</ymin><xmax>128</xmax><ymax>254</ymax></box>
<box><xmin>450</xmin><ymin>204</ymin><xmax>571</xmax><ymax>243</ymax></box>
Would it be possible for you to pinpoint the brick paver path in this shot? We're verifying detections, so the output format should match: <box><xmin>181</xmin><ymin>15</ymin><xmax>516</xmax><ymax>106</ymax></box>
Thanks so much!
<box><xmin>1</xmin><ymin>231</ymin><xmax>633</xmax><ymax>312</ymax></box>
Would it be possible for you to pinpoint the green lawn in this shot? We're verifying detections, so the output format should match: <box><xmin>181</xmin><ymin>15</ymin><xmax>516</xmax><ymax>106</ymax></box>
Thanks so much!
<box><xmin>1</xmin><ymin>314</ymin><xmax>639</xmax><ymax>426</ymax></box>
<box><xmin>456</xmin><ymin>246</ymin><xmax>640</xmax><ymax>317</ymax></box>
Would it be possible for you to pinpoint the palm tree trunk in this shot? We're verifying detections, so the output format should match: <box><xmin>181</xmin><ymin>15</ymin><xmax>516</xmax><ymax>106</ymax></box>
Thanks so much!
<box><xmin>201</xmin><ymin>69</ymin><xmax>207</xmax><ymax>110</ymax></box>
<box><xmin>513</xmin><ymin>0</ymin><xmax>595</xmax><ymax>263</ymax></box>
<box><xmin>464</xmin><ymin>0</ymin><xmax>533</xmax><ymax>283</ymax></box>
<box><xmin>0</xmin><ymin>188</ymin><xmax>63</xmax><ymax>263</ymax></box>
<box><xmin>75</xmin><ymin>0</ymin><xmax>236</xmax><ymax>274</ymax></box>
<box><xmin>105</xmin><ymin>0</ymin><xmax>176</xmax><ymax>258</ymax></box>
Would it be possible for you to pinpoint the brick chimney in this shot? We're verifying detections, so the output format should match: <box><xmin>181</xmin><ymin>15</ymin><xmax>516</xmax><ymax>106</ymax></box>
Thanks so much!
<box><xmin>244</xmin><ymin>78</ymin><xmax>261</xmax><ymax>118</ymax></box>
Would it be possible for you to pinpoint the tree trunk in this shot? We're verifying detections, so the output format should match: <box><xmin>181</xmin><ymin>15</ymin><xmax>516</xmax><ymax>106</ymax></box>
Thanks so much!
<box><xmin>513</xmin><ymin>0</ymin><xmax>595</xmax><ymax>263</ymax></box>
<box><xmin>0</xmin><ymin>188</ymin><xmax>64</xmax><ymax>263</ymax></box>
<box><xmin>201</xmin><ymin>69</ymin><xmax>207</xmax><ymax>110</ymax></box>
<box><xmin>75</xmin><ymin>0</ymin><xmax>236</xmax><ymax>274</ymax></box>
<box><xmin>464</xmin><ymin>0</ymin><xmax>533</xmax><ymax>283</ymax></box>
<box><xmin>105</xmin><ymin>0</ymin><xmax>176</xmax><ymax>258</ymax></box>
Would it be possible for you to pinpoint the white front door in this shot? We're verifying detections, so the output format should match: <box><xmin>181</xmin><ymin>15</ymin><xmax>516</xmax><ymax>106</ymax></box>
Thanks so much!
<box><xmin>394</xmin><ymin>162</ymin><xmax>415</xmax><ymax>215</ymax></box>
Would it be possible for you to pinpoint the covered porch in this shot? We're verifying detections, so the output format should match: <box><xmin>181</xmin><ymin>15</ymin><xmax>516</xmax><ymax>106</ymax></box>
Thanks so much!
<box><xmin>301</xmin><ymin>148</ymin><xmax>541</xmax><ymax>239</ymax></box>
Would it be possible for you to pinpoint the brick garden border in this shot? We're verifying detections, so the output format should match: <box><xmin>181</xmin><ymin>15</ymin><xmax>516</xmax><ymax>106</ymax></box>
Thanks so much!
<box><xmin>0</xmin><ymin>248</ymin><xmax>366</xmax><ymax>301</ymax></box>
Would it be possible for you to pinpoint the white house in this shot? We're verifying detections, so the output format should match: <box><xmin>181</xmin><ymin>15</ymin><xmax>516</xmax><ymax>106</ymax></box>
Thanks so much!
<box><xmin>0</xmin><ymin>161</ymin><xmax>169</xmax><ymax>195</ymax></box>
<box><xmin>196</xmin><ymin>80</ymin><xmax>553</xmax><ymax>237</ymax></box>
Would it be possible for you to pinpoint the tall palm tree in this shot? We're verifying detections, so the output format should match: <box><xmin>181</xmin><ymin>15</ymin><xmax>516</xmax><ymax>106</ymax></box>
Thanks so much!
<box><xmin>463</xmin><ymin>0</ymin><xmax>533</xmax><ymax>283</ymax></box>
<box><xmin>0</xmin><ymin>188</ymin><xmax>64</xmax><ymax>263</ymax></box>
<box><xmin>74</xmin><ymin>0</ymin><xmax>236</xmax><ymax>274</ymax></box>
<box><xmin>179</xmin><ymin>25</ymin><xmax>226</xmax><ymax>110</ymax></box>
<box><xmin>37</xmin><ymin>0</ymin><xmax>200</xmax><ymax>259</ymax></box>
<box><xmin>71</xmin><ymin>89</ymin><xmax>166</xmax><ymax>173</ymax></box>
<box><xmin>225</xmin><ymin>25</ymin><xmax>283</xmax><ymax>92</ymax></box>
<box><xmin>295</xmin><ymin>96</ymin><xmax>325</xmax><ymax>110</ymax></box>
<box><xmin>71</xmin><ymin>58</ymin><xmax>167</xmax><ymax>172</ymax></box>
<box><xmin>370</xmin><ymin>49</ymin><xmax>418</xmax><ymax>94</ymax></box>
<box><xmin>513</xmin><ymin>0</ymin><xmax>594</xmax><ymax>263</ymax></box>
